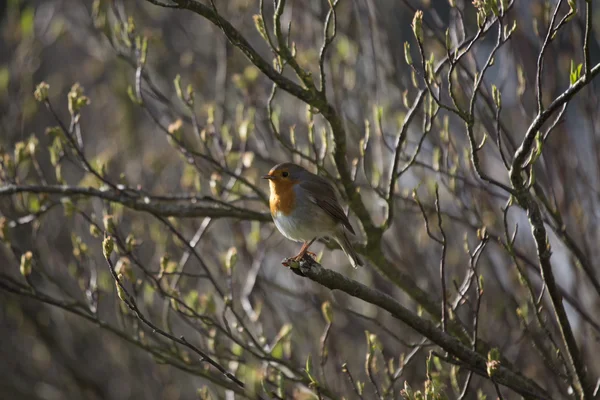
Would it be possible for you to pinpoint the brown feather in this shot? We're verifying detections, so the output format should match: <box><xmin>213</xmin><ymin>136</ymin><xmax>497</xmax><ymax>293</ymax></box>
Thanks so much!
<box><xmin>299</xmin><ymin>178</ymin><xmax>356</xmax><ymax>235</ymax></box>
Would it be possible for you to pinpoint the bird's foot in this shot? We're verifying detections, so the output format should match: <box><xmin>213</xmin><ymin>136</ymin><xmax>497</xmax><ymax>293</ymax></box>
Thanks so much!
<box><xmin>282</xmin><ymin>252</ymin><xmax>316</xmax><ymax>276</ymax></box>
<box><xmin>290</xmin><ymin>251</ymin><xmax>316</xmax><ymax>263</ymax></box>
<box><xmin>282</xmin><ymin>256</ymin><xmax>306</xmax><ymax>276</ymax></box>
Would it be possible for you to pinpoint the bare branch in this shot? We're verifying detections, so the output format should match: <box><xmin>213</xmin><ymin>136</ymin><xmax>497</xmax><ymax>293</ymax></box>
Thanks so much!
<box><xmin>292</xmin><ymin>258</ymin><xmax>550</xmax><ymax>399</ymax></box>
<box><xmin>0</xmin><ymin>184</ymin><xmax>270</xmax><ymax>221</ymax></box>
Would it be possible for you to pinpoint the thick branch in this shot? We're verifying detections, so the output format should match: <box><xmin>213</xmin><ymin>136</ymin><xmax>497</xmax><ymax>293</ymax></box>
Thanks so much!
<box><xmin>513</xmin><ymin>62</ymin><xmax>600</xmax><ymax>170</ymax></box>
<box><xmin>146</xmin><ymin>0</ymin><xmax>482</xmax><ymax>355</ymax></box>
<box><xmin>0</xmin><ymin>277</ymin><xmax>246</xmax><ymax>396</ymax></box>
<box><xmin>509</xmin><ymin>63</ymin><xmax>600</xmax><ymax>400</ymax></box>
<box><xmin>167</xmin><ymin>0</ymin><xmax>316</xmax><ymax>104</ymax></box>
<box><xmin>292</xmin><ymin>258</ymin><xmax>550</xmax><ymax>399</ymax></box>
<box><xmin>0</xmin><ymin>184</ymin><xmax>270</xmax><ymax>222</ymax></box>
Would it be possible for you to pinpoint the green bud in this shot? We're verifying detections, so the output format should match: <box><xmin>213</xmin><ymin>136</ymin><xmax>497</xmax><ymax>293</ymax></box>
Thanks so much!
<box><xmin>126</xmin><ymin>16</ymin><xmax>135</xmax><ymax>35</ymax></box>
<box><xmin>411</xmin><ymin>69</ymin><xmax>419</xmax><ymax>88</ymax></box>
<box><xmin>570</xmin><ymin>60</ymin><xmax>583</xmax><ymax>85</ymax></box>
<box><xmin>305</xmin><ymin>354</ymin><xmax>313</xmax><ymax>376</ymax></box>
<box><xmin>14</xmin><ymin>141</ymin><xmax>27</xmax><ymax>165</ymax></box>
<box><xmin>253</xmin><ymin>14</ymin><xmax>269</xmax><ymax>42</ymax></box>
<box><xmin>307</xmin><ymin>121</ymin><xmax>315</xmax><ymax>146</ymax></box>
<box><xmin>126</xmin><ymin>85</ymin><xmax>141</xmax><ymax>105</ymax></box>
<box><xmin>159</xmin><ymin>255</ymin><xmax>177</xmax><ymax>278</ymax></box>
<box><xmin>504</xmin><ymin>20</ymin><xmax>517</xmax><ymax>40</ymax></box>
<box><xmin>366</xmin><ymin>332</ymin><xmax>381</xmax><ymax>352</ymax></box>
<box><xmin>125</xmin><ymin>233</ymin><xmax>137</xmax><ymax>252</ymax></box>
<box><xmin>34</xmin><ymin>82</ymin><xmax>49</xmax><ymax>102</ymax></box>
<box><xmin>160</xmin><ymin>255</ymin><xmax>169</xmax><ymax>270</ymax></box>
<box><xmin>103</xmin><ymin>214</ymin><xmax>115</xmax><ymax>234</ymax></box>
<box><xmin>20</xmin><ymin>251</ymin><xmax>33</xmax><ymax>277</ymax></box>
<box><xmin>209</xmin><ymin>172</ymin><xmax>223</xmax><ymax>196</ymax></box>
<box><xmin>477</xmin><ymin>226</ymin><xmax>487</xmax><ymax>240</ymax></box>
<box><xmin>491</xmin><ymin>0</ymin><xmax>499</xmax><ymax>16</ymax></box>
<box><xmin>27</xmin><ymin>136</ymin><xmax>38</xmax><ymax>155</ymax></box>
<box><xmin>477</xmin><ymin>11</ymin><xmax>484</xmax><ymax>28</ymax></box>
<box><xmin>202</xmin><ymin>293</ymin><xmax>216</xmax><ymax>314</ymax></box>
<box><xmin>116</xmin><ymin>257</ymin><xmax>134</xmax><ymax>281</ymax></box>
<box><xmin>62</xmin><ymin>198</ymin><xmax>76</xmax><ymax>217</ymax></box>
<box><xmin>91</xmin><ymin>0</ymin><xmax>105</xmax><ymax>28</ymax></box>
<box><xmin>116</xmin><ymin>273</ymin><xmax>127</xmax><ymax>302</ymax></box>
<box><xmin>486</xmin><ymin>348</ymin><xmax>501</xmax><ymax>377</ymax></box>
<box><xmin>168</xmin><ymin>119</ymin><xmax>183</xmax><ymax>141</ymax></box>
<box><xmin>174</xmin><ymin>74</ymin><xmax>183</xmax><ymax>101</ymax></box>
<box><xmin>0</xmin><ymin>217</ymin><xmax>9</xmax><ymax>242</ymax></box>
<box><xmin>45</xmin><ymin>126</ymin><xmax>62</xmax><ymax>139</ymax></box>
<box><xmin>197</xmin><ymin>386</ymin><xmax>210</xmax><ymax>400</ymax></box>
<box><xmin>289</xmin><ymin>125</ymin><xmax>296</xmax><ymax>147</ymax></box>
<box><xmin>412</xmin><ymin>10</ymin><xmax>424</xmax><ymax>43</ymax></box>
<box><xmin>139</xmin><ymin>36</ymin><xmax>148</xmax><ymax>65</ymax></box>
<box><xmin>362</xmin><ymin>119</ymin><xmax>370</xmax><ymax>154</ymax></box>
<box><xmin>239</xmin><ymin>119</ymin><xmax>250</xmax><ymax>141</ymax></box>
<box><xmin>320</xmin><ymin>127</ymin><xmax>328</xmax><ymax>157</ymax></box>
<box><xmin>67</xmin><ymin>83</ymin><xmax>90</xmax><ymax>116</ymax></box>
<box><xmin>225</xmin><ymin>247</ymin><xmax>238</xmax><ymax>274</ymax></box>
<box><xmin>404</xmin><ymin>42</ymin><xmax>412</xmax><ymax>65</ymax></box>
<box><xmin>102</xmin><ymin>235</ymin><xmax>114</xmax><ymax>259</ymax></box>
<box><xmin>186</xmin><ymin>84</ymin><xmax>194</xmax><ymax>104</ymax></box>
<box><xmin>72</xmin><ymin>234</ymin><xmax>89</xmax><ymax>260</ymax></box>
<box><xmin>517</xmin><ymin>65</ymin><xmax>526</xmax><ymax>97</ymax></box>
<box><xmin>135</xmin><ymin>36</ymin><xmax>142</xmax><ymax>54</ymax></box>
<box><xmin>305</xmin><ymin>104</ymin><xmax>313</xmax><ymax>125</ymax></box>
<box><xmin>277</xmin><ymin>323</ymin><xmax>293</xmax><ymax>340</ymax></box>
<box><xmin>321</xmin><ymin>301</ymin><xmax>333</xmax><ymax>324</ymax></box>
<box><xmin>54</xmin><ymin>164</ymin><xmax>63</xmax><ymax>184</ymax></box>
<box><xmin>492</xmin><ymin>84</ymin><xmax>502</xmax><ymax>108</ymax></box>
<box><xmin>432</xmin><ymin>147</ymin><xmax>441</xmax><ymax>171</ymax></box>
<box><xmin>89</xmin><ymin>224</ymin><xmax>101</xmax><ymax>238</ymax></box>
<box><xmin>401</xmin><ymin>382</ymin><xmax>414</xmax><ymax>398</ymax></box>
<box><xmin>568</xmin><ymin>0</ymin><xmax>576</xmax><ymax>16</ymax></box>
<box><xmin>207</xmin><ymin>104</ymin><xmax>215</xmax><ymax>125</ymax></box>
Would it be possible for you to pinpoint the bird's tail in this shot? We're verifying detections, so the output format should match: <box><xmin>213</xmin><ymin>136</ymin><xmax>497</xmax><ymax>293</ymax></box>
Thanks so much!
<box><xmin>335</xmin><ymin>229</ymin><xmax>363</xmax><ymax>268</ymax></box>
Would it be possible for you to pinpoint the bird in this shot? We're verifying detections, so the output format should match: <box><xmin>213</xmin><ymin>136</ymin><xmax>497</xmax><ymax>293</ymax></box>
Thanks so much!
<box><xmin>263</xmin><ymin>162</ymin><xmax>363</xmax><ymax>268</ymax></box>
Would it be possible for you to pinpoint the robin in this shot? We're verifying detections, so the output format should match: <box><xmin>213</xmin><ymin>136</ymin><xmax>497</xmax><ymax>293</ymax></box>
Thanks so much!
<box><xmin>263</xmin><ymin>162</ymin><xmax>363</xmax><ymax>268</ymax></box>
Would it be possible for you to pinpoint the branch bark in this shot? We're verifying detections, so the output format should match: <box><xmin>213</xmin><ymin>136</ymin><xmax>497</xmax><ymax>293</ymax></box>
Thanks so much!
<box><xmin>509</xmin><ymin>62</ymin><xmax>600</xmax><ymax>400</ymax></box>
<box><xmin>144</xmin><ymin>0</ymin><xmax>469</xmax><ymax>347</ymax></box>
<box><xmin>0</xmin><ymin>184</ymin><xmax>270</xmax><ymax>221</ymax></box>
<box><xmin>291</xmin><ymin>257</ymin><xmax>550</xmax><ymax>399</ymax></box>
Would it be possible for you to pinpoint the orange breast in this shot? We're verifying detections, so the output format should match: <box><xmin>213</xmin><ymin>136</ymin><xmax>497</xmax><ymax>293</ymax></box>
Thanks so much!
<box><xmin>269</xmin><ymin>181</ymin><xmax>297</xmax><ymax>216</ymax></box>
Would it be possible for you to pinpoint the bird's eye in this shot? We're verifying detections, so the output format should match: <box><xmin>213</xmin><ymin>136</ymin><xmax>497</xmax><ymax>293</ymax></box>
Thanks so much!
<box><xmin>282</xmin><ymin>171</ymin><xmax>289</xmax><ymax>178</ymax></box>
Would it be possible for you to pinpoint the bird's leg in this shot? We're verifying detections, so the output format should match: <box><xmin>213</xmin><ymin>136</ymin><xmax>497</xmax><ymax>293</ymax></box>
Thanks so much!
<box><xmin>305</xmin><ymin>237</ymin><xmax>318</xmax><ymax>258</ymax></box>
<box><xmin>292</xmin><ymin>238</ymin><xmax>316</xmax><ymax>261</ymax></box>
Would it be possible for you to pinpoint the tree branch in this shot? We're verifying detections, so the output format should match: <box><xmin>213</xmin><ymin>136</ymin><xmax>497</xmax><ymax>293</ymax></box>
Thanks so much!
<box><xmin>165</xmin><ymin>0</ymin><xmax>316</xmax><ymax>105</ymax></box>
<box><xmin>291</xmin><ymin>258</ymin><xmax>550</xmax><ymax>399</ymax></box>
<box><xmin>0</xmin><ymin>184</ymin><xmax>270</xmax><ymax>221</ymax></box>
<box><xmin>509</xmin><ymin>58</ymin><xmax>600</xmax><ymax>400</ymax></box>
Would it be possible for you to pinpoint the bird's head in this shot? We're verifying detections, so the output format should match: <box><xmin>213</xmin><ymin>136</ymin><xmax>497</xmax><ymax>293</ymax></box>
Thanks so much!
<box><xmin>262</xmin><ymin>163</ymin><xmax>307</xmax><ymax>190</ymax></box>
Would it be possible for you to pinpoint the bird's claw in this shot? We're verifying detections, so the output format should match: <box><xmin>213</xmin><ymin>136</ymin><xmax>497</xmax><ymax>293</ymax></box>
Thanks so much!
<box><xmin>289</xmin><ymin>251</ymin><xmax>316</xmax><ymax>263</ymax></box>
<box><xmin>282</xmin><ymin>252</ymin><xmax>317</xmax><ymax>276</ymax></box>
<box><xmin>282</xmin><ymin>257</ymin><xmax>306</xmax><ymax>276</ymax></box>
<box><xmin>282</xmin><ymin>257</ymin><xmax>299</xmax><ymax>268</ymax></box>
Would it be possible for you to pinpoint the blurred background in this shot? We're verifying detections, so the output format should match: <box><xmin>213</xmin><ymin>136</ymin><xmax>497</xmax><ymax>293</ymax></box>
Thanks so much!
<box><xmin>1</xmin><ymin>0</ymin><xmax>600</xmax><ymax>399</ymax></box>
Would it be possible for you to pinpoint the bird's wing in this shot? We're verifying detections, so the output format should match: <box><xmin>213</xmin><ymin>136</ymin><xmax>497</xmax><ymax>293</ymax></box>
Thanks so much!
<box><xmin>298</xmin><ymin>177</ymin><xmax>356</xmax><ymax>235</ymax></box>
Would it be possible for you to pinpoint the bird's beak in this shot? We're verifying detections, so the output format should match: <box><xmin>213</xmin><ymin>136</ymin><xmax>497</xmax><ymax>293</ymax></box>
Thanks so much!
<box><xmin>262</xmin><ymin>175</ymin><xmax>275</xmax><ymax>180</ymax></box>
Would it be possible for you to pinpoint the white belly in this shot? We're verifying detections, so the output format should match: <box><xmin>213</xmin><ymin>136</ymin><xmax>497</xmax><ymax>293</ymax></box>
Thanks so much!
<box><xmin>272</xmin><ymin>212</ymin><xmax>315</xmax><ymax>242</ymax></box>
<box><xmin>273</xmin><ymin>212</ymin><xmax>307</xmax><ymax>242</ymax></box>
